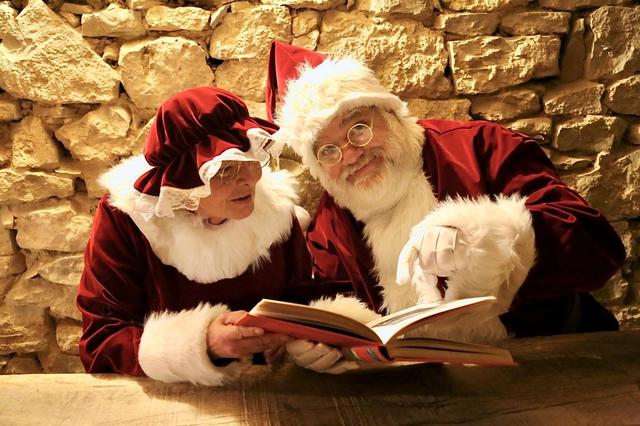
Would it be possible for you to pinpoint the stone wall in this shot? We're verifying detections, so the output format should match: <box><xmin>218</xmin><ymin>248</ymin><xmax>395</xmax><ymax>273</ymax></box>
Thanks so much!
<box><xmin>0</xmin><ymin>0</ymin><xmax>638</xmax><ymax>374</ymax></box>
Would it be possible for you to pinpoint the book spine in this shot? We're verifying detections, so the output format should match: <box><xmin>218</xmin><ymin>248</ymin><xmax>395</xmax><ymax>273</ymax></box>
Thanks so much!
<box><xmin>342</xmin><ymin>346</ymin><xmax>393</xmax><ymax>363</ymax></box>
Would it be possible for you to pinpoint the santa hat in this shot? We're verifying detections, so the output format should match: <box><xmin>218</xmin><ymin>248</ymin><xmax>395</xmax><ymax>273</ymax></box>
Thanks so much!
<box><xmin>265</xmin><ymin>41</ymin><xmax>408</xmax><ymax>169</ymax></box>
<box><xmin>133</xmin><ymin>86</ymin><xmax>279</xmax><ymax>220</ymax></box>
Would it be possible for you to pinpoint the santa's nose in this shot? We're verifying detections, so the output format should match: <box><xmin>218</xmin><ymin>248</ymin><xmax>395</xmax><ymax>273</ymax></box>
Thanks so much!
<box><xmin>341</xmin><ymin>144</ymin><xmax>365</xmax><ymax>166</ymax></box>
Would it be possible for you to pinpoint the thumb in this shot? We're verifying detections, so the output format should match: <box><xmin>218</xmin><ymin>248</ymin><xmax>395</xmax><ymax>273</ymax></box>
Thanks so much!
<box><xmin>396</xmin><ymin>240</ymin><xmax>419</xmax><ymax>286</ymax></box>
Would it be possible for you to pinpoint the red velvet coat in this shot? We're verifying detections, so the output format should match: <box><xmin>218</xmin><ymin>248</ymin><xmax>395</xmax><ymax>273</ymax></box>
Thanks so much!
<box><xmin>307</xmin><ymin>120</ymin><xmax>625</xmax><ymax>337</ymax></box>
<box><xmin>77</xmin><ymin>197</ymin><xmax>334</xmax><ymax>376</ymax></box>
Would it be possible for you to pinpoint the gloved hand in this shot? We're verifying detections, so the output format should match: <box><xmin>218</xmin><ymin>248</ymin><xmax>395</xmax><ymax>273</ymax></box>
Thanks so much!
<box><xmin>397</xmin><ymin>225</ymin><xmax>469</xmax><ymax>288</ymax></box>
<box><xmin>286</xmin><ymin>340</ymin><xmax>358</xmax><ymax>374</ymax></box>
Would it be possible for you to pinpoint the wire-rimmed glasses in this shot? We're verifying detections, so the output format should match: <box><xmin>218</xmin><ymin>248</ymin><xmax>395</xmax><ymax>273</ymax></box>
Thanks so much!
<box><xmin>316</xmin><ymin>109</ymin><xmax>374</xmax><ymax>167</ymax></box>
<box><xmin>216</xmin><ymin>158</ymin><xmax>269</xmax><ymax>185</ymax></box>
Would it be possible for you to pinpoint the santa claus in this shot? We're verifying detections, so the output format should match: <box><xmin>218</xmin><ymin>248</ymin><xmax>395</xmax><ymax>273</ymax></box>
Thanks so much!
<box><xmin>265</xmin><ymin>41</ymin><xmax>625</xmax><ymax>374</ymax></box>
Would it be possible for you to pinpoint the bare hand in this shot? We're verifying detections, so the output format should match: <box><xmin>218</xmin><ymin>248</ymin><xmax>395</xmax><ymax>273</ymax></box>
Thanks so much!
<box><xmin>207</xmin><ymin>310</ymin><xmax>291</xmax><ymax>360</ymax></box>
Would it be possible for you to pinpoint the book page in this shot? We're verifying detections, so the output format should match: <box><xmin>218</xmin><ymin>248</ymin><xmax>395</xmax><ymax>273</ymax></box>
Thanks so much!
<box><xmin>367</xmin><ymin>296</ymin><xmax>496</xmax><ymax>344</ymax></box>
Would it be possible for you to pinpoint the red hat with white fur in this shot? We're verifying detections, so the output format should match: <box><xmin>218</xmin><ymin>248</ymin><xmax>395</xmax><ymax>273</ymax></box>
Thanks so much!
<box><xmin>265</xmin><ymin>41</ymin><xmax>408</xmax><ymax>170</ymax></box>
<box><xmin>133</xmin><ymin>86</ymin><xmax>279</xmax><ymax>219</ymax></box>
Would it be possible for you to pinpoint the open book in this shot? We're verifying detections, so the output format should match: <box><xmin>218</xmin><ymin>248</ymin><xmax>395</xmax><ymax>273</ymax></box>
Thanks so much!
<box><xmin>236</xmin><ymin>296</ymin><xmax>515</xmax><ymax>366</ymax></box>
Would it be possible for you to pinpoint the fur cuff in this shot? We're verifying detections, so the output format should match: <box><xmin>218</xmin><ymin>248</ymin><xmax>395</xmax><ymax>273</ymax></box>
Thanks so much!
<box><xmin>422</xmin><ymin>194</ymin><xmax>536</xmax><ymax>312</ymax></box>
<box><xmin>139</xmin><ymin>303</ymin><xmax>254</xmax><ymax>386</ymax></box>
<box><xmin>309</xmin><ymin>294</ymin><xmax>381</xmax><ymax>324</ymax></box>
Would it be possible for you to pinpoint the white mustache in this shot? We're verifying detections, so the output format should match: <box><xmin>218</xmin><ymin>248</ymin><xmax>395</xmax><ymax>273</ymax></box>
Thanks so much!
<box><xmin>340</xmin><ymin>149</ymin><xmax>386</xmax><ymax>182</ymax></box>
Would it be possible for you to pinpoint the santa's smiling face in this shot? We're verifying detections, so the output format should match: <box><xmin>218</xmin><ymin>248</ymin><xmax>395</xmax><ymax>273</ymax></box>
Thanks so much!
<box><xmin>196</xmin><ymin>160</ymin><xmax>262</xmax><ymax>225</ymax></box>
<box><xmin>314</xmin><ymin>106</ymin><xmax>397</xmax><ymax>189</ymax></box>
<box><xmin>311</xmin><ymin>107</ymin><xmax>423</xmax><ymax>220</ymax></box>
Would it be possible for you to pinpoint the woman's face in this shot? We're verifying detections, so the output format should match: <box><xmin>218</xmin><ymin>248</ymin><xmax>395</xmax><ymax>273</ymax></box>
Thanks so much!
<box><xmin>196</xmin><ymin>161</ymin><xmax>262</xmax><ymax>225</ymax></box>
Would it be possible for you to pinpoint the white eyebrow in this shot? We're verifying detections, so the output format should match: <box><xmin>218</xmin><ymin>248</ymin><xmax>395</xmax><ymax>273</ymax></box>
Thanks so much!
<box><xmin>339</xmin><ymin>108</ymin><xmax>368</xmax><ymax>126</ymax></box>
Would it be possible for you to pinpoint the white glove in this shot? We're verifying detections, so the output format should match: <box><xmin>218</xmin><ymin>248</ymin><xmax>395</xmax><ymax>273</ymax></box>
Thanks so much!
<box><xmin>397</xmin><ymin>225</ymin><xmax>469</xmax><ymax>287</ymax></box>
<box><xmin>286</xmin><ymin>340</ymin><xmax>358</xmax><ymax>375</ymax></box>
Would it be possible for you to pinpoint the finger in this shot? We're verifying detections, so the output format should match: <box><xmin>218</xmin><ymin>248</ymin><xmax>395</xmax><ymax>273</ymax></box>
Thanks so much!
<box><xmin>325</xmin><ymin>360</ymin><xmax>359</xmax><ymax>375</ymax></box>
<box><xmin>227</xmin><ymin>325</ymin><xmax>265</xmax><ymax>340</ymax></box>
<box><xmin>221</xmin><ymin>310</ymin><xmax>248</xmax><ymax>325</ymax></box>
<box><xmin>294</xmin><ymin>343</ymin><xmax>332</xmax><ymax>365</ymax></box>
<box><xmin>419</xmin><ymin>227</ymin><xmax>440</xmax><ymax>271</ymax></box>
<box><xmin>286</xmin><ymin>340</ymin><xmax>314</xmax><ymax>356</ymax></box>
<box><xmin>396</xmin><ymin>242</ymin><xmax>418</xmax><ymax>286</ymax></box>
<box><xmin>308</xmin><ymin>348</ymin><xmax>342</xmax><ymax>372</ymax></box>
<box><xmin>434</xmin><ymin>227</ymin><xmax>458</xmax><ymax>275</ymax></box>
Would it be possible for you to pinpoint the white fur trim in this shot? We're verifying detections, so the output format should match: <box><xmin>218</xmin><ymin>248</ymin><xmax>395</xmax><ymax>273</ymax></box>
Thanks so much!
<box><xmin>275</xmin><ymin>57</ymin><xmax>407</xmax><ymax>171</ymax></box>
<box><xmin>418</xmin><ymin>194</ymin><xmax>536</xmax><ymax>308</ymax></box>
<box><xmin>402</xmin><ymin>194</ymin><xmax>536</xmax><ymax>343</ymax></box>
<box><xmin>100</xmin><ymin>156</ymin><xmax>299</xmax><ymax>283</ymax></box>
<box><xmin>309</xmin><ymin>295</ymin><xmax>381</xmax><ymax>324</ymax></box>
<box><xmin>139</xmin><ymin>303</ymin><xmax>257</xmax><ymax>386</ymax></box>
<box><xmin>293</xmin><ymin>205</ymin><xmax>311</xmax><ymax>233</ymax></box>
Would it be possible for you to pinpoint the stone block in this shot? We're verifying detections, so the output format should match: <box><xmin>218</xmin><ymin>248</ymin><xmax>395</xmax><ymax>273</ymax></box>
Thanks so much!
<box><xmin>319</xmin><ymin>11</ymin><xmax>450</xmax><ymax>99</ymax></box>
<box><xmin>543</xmin><ymin>80</ymin><xmax>604</xmax><ymax>115</ymax></box>
<box><xmin>81</xmin><ymin>4</ymin><xmax>145</xmax><ymax>39</ymax></box>
<box><xmin>3</xmin><ymin>355</ymin><xmax>42</xmax><ymax>374</ymax></box>
<box><xmin>0</xmin><ymin>0</ymin><xmax>120</xmax><ymax>104</ymax></box>
<box><xmin>538</xmin><ymin>0</ymin><xmax>625</xmax><ymax>11</ymax></box>
<box><xmin>210</xmin><ymin>4</ymin><xmax>229</xmax><ymax>29</ymax></box>
<box><xmin>504</xmin><ymin>117</ymin><xmax>552</xmax><ymax>142</ymax></box>
<box><xmin>552</xmin><ymin>115</ymin><xmax>626</xmax><ymax>152</ymax></box>
<box><xmin>14</xmin><ymin>200</ymin><xmax>92</xmax><ymax>252</ymax></box>
<box><xmin>210</xmin><ymin>5</ymin><xmax>291</xmax><ymax>60</ymax></box>
<box><xmin>563</xmin><ymin>147</ymin><xmax>640</xmax><ymax>221</ymax></box>
<box><xmin>448</xmin><ymin>35</ymin><xmax>560</xmax><ymax>95</ymax></box>
<box><xmin>547</xmin><ymin>150</ymin><xmax>594</xmax><ymax>171</ymax></box>
<box><xmin>0</xmin><ymin>253</ymin><xmax>25</xmax><ymax>278</ymax></box>
<box><xmin>626</xmin><ymin>123</ymin><xmax>640</xmax><ymax>145</ymax></box>
<box><xmin>55</xmin><ymin>105</ymin><xmax>132</xmax><ymax>162</ymax></box>
<box><xmin>59</xmin><ymin>3</ymin><xmax>95</xmax><ymax>14</ymax></box>
<box><xmin>500</xmin><ymin>10</ymin><xmax>571</xmax><ymax>35</ymax></box>
<box><xmin>355</xmin><ymin>0</ymin><xmax>431</xmax><ymax>14</ymax></box>
<box><xmin>146</xmin><ymin>6</ymin><xmax>211</xmax><ymax>31</ymax></box>
<box><xmin>585</xmin><ymin>6</ymin><xmax>640</xmax><ymax>81</ymax></box>
<box><xmin>215</xmin><ymin>58</ymin><xmax>268</xmax><ymax>103</ymax></box>
<box><xmin>559</xmin><ymin>18</ymin><xmax>585</xmax><ymax>83</ymax></box>
<box><xmin>0</xmin><ymin>169</ymin><xmax>74</xmax><ymax>204</ymax></box>
<box><xmin>28</xmin><ymin>252</ymin><xmax>84</xmax><ymax>286</ymax></box>
<box><xmin>0</xmin><ymin>305</ymin><xmax>49</xmax><ymax>355</ymax></box>
<box><xmin>55</xmin><ymin>319</ymin><xmax>82</xmax><ymax>355</ymax></box>
<box><xmin>11</xmin><ymin>115</ymin><xmax>62</xmax><ymax>169</ymax></box>
<box><xmin>605</xmin><ymin>75</ymin><xmax>640</xmax><ymax>117</ymax></box>
<box><xmin>292</xmin><ymin>10</ymin><xmax>319</xmax><ymax>36</ymax></box>
<box><xmin>0</xmin><ymin>228</ymin><xmax>16</xmax><ymax>256</ymax></box>
<box><xmin>126</xmin><ymin>0</ymin><xmax>163</xmax><ymax>10</ymax></box>
<box><xmin>260</xmin><ymin>0</ymin><xmax>343</xmax><ymax>10</ymax></box>
<box><xmin>471</xmin><ymin>88</ymin><xmax>540</xmax><ymax>121</ymax></box>
<box><xmin>433</xmin><ymin>12</ymin><xmax>500</xmax><ymax>36</ymax></box>
<box><xmin>0</xmin><ymin>94</ymin><xmax>21</xmax><ymax>122</ymax></box>
<box><xmin>407</xmin><ymin>99</ymin><xmax>471</xmax><ymax>121</ymax></box>
<box><xmin>441</xmin><ymin>0</ymin><xmax>528</xmax><ymax>12</ymax></box>
<box><xmin>119</xmin><ymin>37</ymin><xmax>214</xmax><ymax>109</ymax></box>
<box><xmin>38</xmin><ymin>337</ymin><xmax>84</xmax><ymax>373</ymax></box>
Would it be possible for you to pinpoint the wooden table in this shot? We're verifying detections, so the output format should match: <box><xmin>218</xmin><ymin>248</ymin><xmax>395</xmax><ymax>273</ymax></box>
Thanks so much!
<box><xmin>1</xmin><ymin>331</ymin><xmax>639</xmax><ymax>425</ymax></box>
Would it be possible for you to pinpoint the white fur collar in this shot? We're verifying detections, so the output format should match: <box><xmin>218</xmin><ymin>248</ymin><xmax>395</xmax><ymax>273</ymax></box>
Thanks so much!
<box><xmin>100</xmin><ymin>156</ymin><xmax>298</xmax><ymax>283</ymax></box>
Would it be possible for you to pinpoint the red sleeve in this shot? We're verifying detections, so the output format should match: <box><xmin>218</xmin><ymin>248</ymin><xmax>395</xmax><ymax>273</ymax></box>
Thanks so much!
<box><xmin>480</xmin><ymin>124</ymin><xmax>625</xmax><ymax>301</ymax></box>
<box><xmin>77</xmin><ymin>197</ymin><xmax>148</xmax><ymax>376</ymax></box>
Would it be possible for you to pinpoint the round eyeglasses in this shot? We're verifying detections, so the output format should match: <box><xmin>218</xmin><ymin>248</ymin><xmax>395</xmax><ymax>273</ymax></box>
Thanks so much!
<box><xmin>216</xmin><ymin>158</ymin><xmax>269</xmax><ymax>185</ymax></box>
<box><xmin>316</xmin><ymin>109</ymin><xmax>374</xmax><ymax>167</ymax></box>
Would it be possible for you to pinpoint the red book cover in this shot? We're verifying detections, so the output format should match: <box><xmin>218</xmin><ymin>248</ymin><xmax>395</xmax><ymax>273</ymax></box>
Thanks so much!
<box><xmin>236</xmin><ymin>313</ymin><xmax>375</xmax><ymax>348</ymax></box>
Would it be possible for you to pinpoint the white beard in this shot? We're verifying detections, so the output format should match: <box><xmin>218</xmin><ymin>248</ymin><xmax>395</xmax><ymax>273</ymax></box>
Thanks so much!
<box><xmin>318</xmin><ymin>114</ymin><xmax>438</xmax><ymax>313</ymax></box>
